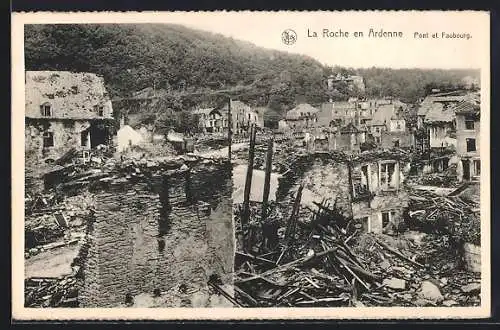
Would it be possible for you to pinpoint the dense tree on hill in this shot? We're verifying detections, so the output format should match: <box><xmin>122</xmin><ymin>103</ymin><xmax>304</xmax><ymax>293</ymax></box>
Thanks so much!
<box><xmin>355</xmin><ymin>67</ymin><xmax>479</xmax><ymax>103</ymax></box>
<box><xmin>25</xmin><ymin>24</ymin><xmax>327</xmax><ymax>101</ymax></box>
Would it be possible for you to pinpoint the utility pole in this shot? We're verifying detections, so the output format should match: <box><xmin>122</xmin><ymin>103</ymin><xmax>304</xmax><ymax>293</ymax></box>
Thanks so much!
<box><xmin>227</xmin><ymin>97</ymin><xmax>232</xmax><ymax>161</ymax></box>
<box><xmin>261</xmin><ymin>137</ymin><xmax>274</xmax><ymax>221</ymax></box>
<box><xmin>242</xmin><ymin>124</ymin><xmax>256</xmax><ymax>226</ymax></box>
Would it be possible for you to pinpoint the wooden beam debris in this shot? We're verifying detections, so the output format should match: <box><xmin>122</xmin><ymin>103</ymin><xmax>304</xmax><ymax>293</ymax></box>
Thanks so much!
<box><xmin>285</xmin><ymin>183</ymin><xmax>304</xmax><ymax>242</ymax></box>
<box><xmin>261</xmin><ymin>138</ymin><xmax>274</xmax><ymax>221</ymax></box>
<box><xmin>374</xmin><ymin>238</ymin><xmax>424</xmax><ymax>268</ymax></box>
<box><xmin>242</xmin><ymin>124</ymin><xmax>257</xmax><ymax>227</ymax></box>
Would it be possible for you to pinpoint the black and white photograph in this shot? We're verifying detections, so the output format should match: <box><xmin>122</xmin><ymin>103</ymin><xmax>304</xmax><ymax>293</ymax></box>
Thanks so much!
<box><xmin>12</xmin><ymin>10</ymin><xmax>490</xmax><ymax>320</ymax></box>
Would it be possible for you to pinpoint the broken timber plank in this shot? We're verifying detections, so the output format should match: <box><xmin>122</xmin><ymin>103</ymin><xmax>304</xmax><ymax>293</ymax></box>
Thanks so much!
<box><xmin>235</xmin><ymin>246</ymin><xmax>339</xmax><ymax>284</ymax></box>
<box><xmin>242</xmin><ymin>125</ymin><xmax>257</xmax><ymax>228</ymax></box>
<box><xmin>374</xmin><ymin>238</ymin><xmax>424</xmax><ymax>268</ymax></box>
<box><xmin>236</xmin><ymin>251</ymin><xmax>276</xmax><ymax>266</ymax></box>
<box><xmin>261</xmin><ymin>138</ymin><xmax>274</xmax><ymax>221</ymax></box>
<box><xmin>207</xmin><ymin>281</ymin><xmax>243</xmax><ymax>307</ymax></box>
<box><xmin>233</xmin><ymin>286</ymin><xmax>259</xmax><ymax>307</ymax></box>
<box><xmin>333</xmin><ymin>254</ymin><xmax>370</xmax><ymax>291</ymax></box>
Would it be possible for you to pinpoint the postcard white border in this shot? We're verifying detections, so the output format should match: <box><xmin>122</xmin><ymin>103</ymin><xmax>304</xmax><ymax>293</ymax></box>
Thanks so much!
<box><xmin>11</xmin><ymin>10</ymin><xmax>491</xmax><ymax>320</ymax></box>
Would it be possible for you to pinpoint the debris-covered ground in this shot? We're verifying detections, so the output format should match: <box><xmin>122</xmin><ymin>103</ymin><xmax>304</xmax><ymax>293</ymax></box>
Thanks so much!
<box><xmin>232</xmin><ymin>199</ymin><xmax>480</xmax><ymax>307</ymax></box>
<box><xmin>25</xmin><ymin>142</ymin><xmax>234</xmax><ymax>308</ymax></box>
<box><xmin>231</xmin><ymin>136</ymin><xmax>481</xmax><ymax>308</ymax></box>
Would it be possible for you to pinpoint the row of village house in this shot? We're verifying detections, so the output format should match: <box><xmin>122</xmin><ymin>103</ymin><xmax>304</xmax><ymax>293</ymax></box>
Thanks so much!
<box><xmin>24</xmin><ymin>70</ymin><xmax>480</xmax><ymax>183</ymax></box>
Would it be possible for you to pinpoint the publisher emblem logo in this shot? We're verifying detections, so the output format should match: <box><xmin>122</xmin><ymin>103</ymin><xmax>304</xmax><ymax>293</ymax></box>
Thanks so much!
<box><xmin>282</xmin><ymin>29</ymin><xmax>297</xmax><ymax>45</ymax></box>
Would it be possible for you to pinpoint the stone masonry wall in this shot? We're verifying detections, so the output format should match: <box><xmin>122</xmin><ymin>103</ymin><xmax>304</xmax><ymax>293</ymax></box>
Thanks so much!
<box><xmin>276</xmin><ymin>153</ymin><xmax>352</xmax><ymax>219</ymax></box>
<box><xmin>79</xmin><ymin>181</ymin><xmax>161</xmax><ymax>307</ymax></box>
<box><xmin>79</xmin><ymin>161</ymin><xmax>234</xmax><ymax>307</ymax></box>
<box><xmin>351</xmin><ymin>159</ymin><xmax>410</xmax><ymax>233</ymax></box>
<box><xmin>25</xmin><ymin>119</ymin><xmax>91</xmax><ymax>164</ymax></box>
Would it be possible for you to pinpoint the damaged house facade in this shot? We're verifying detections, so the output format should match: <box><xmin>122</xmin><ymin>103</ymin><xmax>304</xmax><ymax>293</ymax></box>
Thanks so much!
<box><xmin>284</xmin><ymin>103</ymin><xmax>319</xmax><ymax>129</ymax></box>
<box><xmin>423</xmin><ymin>102</ymin><xmax>457</xmax><ymax>150</ymax></box>
<box><xmin>455</xmin><ymin>101</ymin><xmax>481</xmax><ymax>182</ymax></box>
<box><xmin>228</xmin><ymin>100</ymin><xmax>260</xmax><ymax>134</ymax></box>
<box><xmin>25</xmin><ymin>71</ymin><xmax>114</xmax><ymax>165</ymax></box>
<box><xmin>367</xmin><ymin>103</ymin><xmax>412</xmax><ymax>148</ymax></box>
<box><xmin>193</xmin><ymin>107</ymin><xmax>229</xmax><ymax>133</ymax></box>
<box><xmin>415</xmin><ymin>92</ymin><xmax>469</xmax><ymax>150</ymax></box>
<box><xmin>279</xmin><ymin>151</ymin><xmax>410</xmax><ymax>236</ymax></box>
<box><xmin>349</xmin><ymin>153</ymin><xmax>410</xmax><ymax>234</ymax></box>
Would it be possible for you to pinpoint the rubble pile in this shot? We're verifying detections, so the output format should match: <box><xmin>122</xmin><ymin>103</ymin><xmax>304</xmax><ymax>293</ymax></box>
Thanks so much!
<box><xmin>195</xmin><ymin>135</ymin><xmax>229</xmax><ymax>151</ymax></box>
<box><xmin>350</xmin><ymin>232</ymin><xmax>481</xmax><ymax>307</ymax></box>
<box><xmin>406</xmin><ymin>164</ymin><xmax>459</xmax><ymax>187</ymax></box>
<box><xmin>406</xmin><ymin>188</ymin><xmax>480</xmax><ymax>245</ymax></box>
<box><xmin>43</xmin><ymin>151</ymin><xmax>230</xmax><ymax>195</ymax></box>
<box><xmin>419</xmin><ymin>165</ymin><xmax>458</xmax><ymax>187</ymax></box>
<box><xmin>233</xmin><ymin>200</ymin><xmax>481</xmax><ymax>307</ymax></box>
<box><xmin>25</xmin><ymin>191</ymin><xmax>95</xmax><ymax>252</ymax></box>
<box><xmin>25</xmin><ymin>276</ymin><xmax>79</xmax><ymax>307</ymax></box>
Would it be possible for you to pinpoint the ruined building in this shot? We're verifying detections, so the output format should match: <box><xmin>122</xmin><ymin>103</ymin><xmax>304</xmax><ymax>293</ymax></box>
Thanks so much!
<box><xmin>414</xmin><ymin>92</ymin><xmax>469</xmax><ymax>150</ymax></box>
<box><xmin>75</xmin><ymin>158</ymin><xmax>234</xmax><ymax>307</ymax></box>
<box><xmin>454</xmin><ymin>101</ymin><xmax>481</xmax><ymax>182</ymax></box>
<box><xmin>25</xmin><ymin>71</ymin><xmax>114</xmax><ymax>165</ymax></box>
<box><xmin>277</xmin><ymin>151</ymin><xmax>410</xmax><ymax>235</ymax></box>
<box><xmin>349</xmin><ymin>152</ymin><xmax>410</xmax><ymax>233</ymax></box>
<box><xmin>284</xmin><ymin>103</ymin><xmax>320</xmax><ymax>129</ymax></box>
<box><xmin>326</xmin><ymin>73</ymin><xmax>366</xmax><ymax>92</ymax></box>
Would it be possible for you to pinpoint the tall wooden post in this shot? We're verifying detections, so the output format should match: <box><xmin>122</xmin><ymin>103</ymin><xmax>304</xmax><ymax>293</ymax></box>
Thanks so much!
<box><xmin>242</xmin><ymin>124</ymin><xmax>256</xmax><ymax>226</ymax></box>
<box><xmin>261</xmin><ymin>138</ymin><xmax>274</xmax><ymax>221</ymax></box>
<box><xmin>285</xmin><ymin>183</ymin><xmax>304</xmax><ymax>242</ymax></box>
<box><xmin>227</xmin><ymin>97</ymin><xmax>232</xmax><ymax>161</ymax></box>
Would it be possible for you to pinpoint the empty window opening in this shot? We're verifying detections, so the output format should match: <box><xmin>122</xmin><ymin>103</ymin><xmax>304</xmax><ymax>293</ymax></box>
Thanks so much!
<box><xmin>462</xmin><ymin>160</ymin><xmax>471</xmax><ymax>181</ymax></box>
<box><xmin>382</xmin><ymin>211</ymin><xmax>395</xmax><ymax>229</ymax></box>
<box><xmin>81</xmin><ymin>150</ymin><xmax>91</xmax><ymax>163</ymax></box>
<box><xmin>466</xmin><ymin>138</ymin><xmax>476</xmax><ymax>152</ymax></box>
<box><xmin>40</xmin><ymin>103</ymin><xmax>52</xmax><ymax>117</ymax></box>
<box><xmin>382</xmin><ymin>212</ymin><xmax>390</xmax><ymax>228</ymax></box>
<box><xmin>42</xmin><ymin>131</ymin><xmax>54</xmax><ymax>148</ymax></box>
<box><xmin>81</xmin><ymin>131</ymin><xmax>89</xmax><ymax>147</ymax></box>
<box><xmin>358</xmin><ymin>217</ymin><xmax>369</xmax><ymax>232</ymax></box>
<box><xmin>473</xmin><ymin>159</ymin><xmax>481</xmax><ymax>176</ymax></box>
<box><xmin>465</xmin><ymin>115</ymin><xmax>475</xmax><ymax>130</ymax></box>
<box><xmin>380</xmin><ymin>162</ymin><xmax>397</xmax><ymax>190</ymax></box>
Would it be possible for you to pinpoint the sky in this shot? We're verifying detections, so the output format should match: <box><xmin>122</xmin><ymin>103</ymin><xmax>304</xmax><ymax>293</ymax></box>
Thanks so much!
<box><xmin>154</xmin><ymin>11</ymin><xmax>489</xmax><ymax>69</ymax></box>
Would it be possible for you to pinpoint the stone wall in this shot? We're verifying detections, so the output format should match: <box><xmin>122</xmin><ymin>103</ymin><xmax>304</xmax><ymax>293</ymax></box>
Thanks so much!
<box><xmin>276</xmin><ymin>153</ymin><xmax>352</xmax><ymax>219</ymax></box>
<box><xmin>25</xmin><ymin>119</ymin><xmax>91</xmax><ymax>164</ymax></box>
<box><xmin>79</xmin><ymin>181</ymin><xmax>161</xmax><ymax>307</ymax></box>
<box><xmin>275</xmin><ymin>151</ymin><xmax>411</xmax><ymax>234</ymax></box>
<box><xmin>79</xmin><ymin>161</ymin><xmax>234</xmax><ymax>307</ymax></box>
<box><xmin>350</xmin><ymin>159</ymin><xmax>410</xmax><ymax>233</ymax></box>
<box><xmin>25</xmin><ymin>119</ymin><xmax>93</xmax><ymax>194</ymax></box>
<box><xmin>351</xmin><ymin>192</ymin><xmax>409</xmax><ymax>233</ymax></box>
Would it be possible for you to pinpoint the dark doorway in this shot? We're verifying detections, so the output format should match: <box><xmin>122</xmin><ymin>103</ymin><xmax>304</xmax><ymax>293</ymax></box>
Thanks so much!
<box><xmin>89</xmin><ymin>122</ymin><xmax>109</xmax><ymax>148</ymax></box>
<box><xmin>462</xmin><ymin>160</ymin><xmax>470</xmax><ymax>181</ymax></box>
